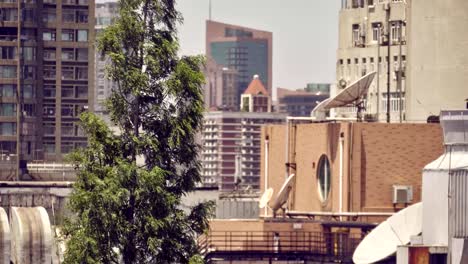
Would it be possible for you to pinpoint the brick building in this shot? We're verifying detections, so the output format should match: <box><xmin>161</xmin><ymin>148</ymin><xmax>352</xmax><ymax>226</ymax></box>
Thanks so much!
<box><xmin>261</xmin><ymin>122</ymin><xmax>443</xmax><ymax>215</ymax></box>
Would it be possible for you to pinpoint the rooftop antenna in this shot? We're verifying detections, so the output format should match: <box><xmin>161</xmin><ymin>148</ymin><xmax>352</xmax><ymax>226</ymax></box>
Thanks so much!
<box><xmin>209</xmin><ymin>0</ymin><xmax>212</xmax><ymax>20</ymax></box>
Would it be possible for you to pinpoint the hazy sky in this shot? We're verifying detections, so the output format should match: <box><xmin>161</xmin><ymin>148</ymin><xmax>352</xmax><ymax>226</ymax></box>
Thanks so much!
<box><xmin>176</xmin><ymin>0</ymin><xmax>341</xmax><ymax>93</ymax></box>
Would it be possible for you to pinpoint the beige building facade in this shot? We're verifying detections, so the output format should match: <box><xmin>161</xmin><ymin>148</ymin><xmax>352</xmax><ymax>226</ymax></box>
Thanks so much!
<box><xmin>405</xmin><ymin>0</ymin><xmax>468</xmax><ymax>121</ymax></box>
<box><xmin>336</xmin><ymin>0</ymin><xmax>407</xmax><ymax>122</ymax></box>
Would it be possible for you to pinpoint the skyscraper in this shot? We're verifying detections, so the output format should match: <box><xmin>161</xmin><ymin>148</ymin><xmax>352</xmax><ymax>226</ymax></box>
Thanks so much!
<box><xmin>206</xmin><ymin>20</ymin><xmax>272</xmax><ymax>111</ymax></box>
<box><xmin>0</xmin><ymin>0</ymin><xmax>95</xmax><ymax>176</ymax></box>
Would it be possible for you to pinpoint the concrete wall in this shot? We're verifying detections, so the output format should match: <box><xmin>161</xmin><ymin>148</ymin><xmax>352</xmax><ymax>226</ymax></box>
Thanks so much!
<box><xmin>406</xmin><ymin>0</ymin><xmax>468</xmax><ymax>121</ymax></box>
<box><xmin>261</xmin><ymin>122</ymin><xmax>443</xmax><ymax>216</ymax></box>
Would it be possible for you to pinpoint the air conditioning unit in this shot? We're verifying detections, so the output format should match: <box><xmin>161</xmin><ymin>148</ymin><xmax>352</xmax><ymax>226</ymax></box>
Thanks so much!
<box><xmin>393</xmin><ymin>185</ymin><xmax>413</xmax><ymax>204</ymax></box>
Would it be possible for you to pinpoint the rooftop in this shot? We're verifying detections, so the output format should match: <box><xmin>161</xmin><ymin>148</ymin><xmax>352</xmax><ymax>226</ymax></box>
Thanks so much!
<box><xmin>243</xmin><ymin>76</ymin><xmax>269</xmax><ymax>96</ymax></box>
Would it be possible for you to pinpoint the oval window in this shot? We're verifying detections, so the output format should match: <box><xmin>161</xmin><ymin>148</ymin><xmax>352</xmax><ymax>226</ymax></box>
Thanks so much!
<box><xmin>317</xmin><ymin>155</ymin><xmax>331</xmax><ymax>201</ymax></box>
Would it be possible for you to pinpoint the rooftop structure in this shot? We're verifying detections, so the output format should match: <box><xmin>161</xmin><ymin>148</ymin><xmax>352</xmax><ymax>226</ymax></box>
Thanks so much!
<box><xmin>240</xmin><ymin>75</ymin><xmax>271</xmax><ymax>113</ymax></box>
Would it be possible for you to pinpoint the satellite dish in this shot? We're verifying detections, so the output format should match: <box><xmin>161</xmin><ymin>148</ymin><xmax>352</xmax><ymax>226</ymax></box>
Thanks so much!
<box><xmin>353</xmin><ymin>202</ymin><xmax>422</xmax><ymax>264</ymax></box>
<box><xmin>259</xmin><ymin>188</ymin><xmax>273</xmax><ymax>209</ymax></box>
<box><xmin>315</xmin><ymin>71</ymin><xmax>376</xmax><ymax>122</ymax></box>
<box><xmin>271</xmin><ymin>174</ymin><xmax>295</xmax><ymax>214</ymax></box>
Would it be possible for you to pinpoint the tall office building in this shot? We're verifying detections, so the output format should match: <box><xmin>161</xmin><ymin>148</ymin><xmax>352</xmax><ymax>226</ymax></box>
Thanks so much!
<box><xmin>336</xmin><ymin>0</ymin><xmax>407</xmax><ymax>122</ymax></box>
<box><xmin>206</xmin><ymin>20</ymin><xmax>272</xmax><ymax>111</ymax></box>
<box><xmin>0</xmin><ymin>0</ymin><xmax>95</xmax><ymax>174</ymax></box>
<box><xmin>94</xmin><ymin>0</ymin><xmax>117</xmax><ymax>117</ymax></box>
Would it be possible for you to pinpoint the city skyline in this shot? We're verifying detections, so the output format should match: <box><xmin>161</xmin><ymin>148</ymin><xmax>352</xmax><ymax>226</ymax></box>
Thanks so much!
<box><xmin>177</xmin><ymin>0</ymin><xmax>341</xmax><ymax>97</ymax></box>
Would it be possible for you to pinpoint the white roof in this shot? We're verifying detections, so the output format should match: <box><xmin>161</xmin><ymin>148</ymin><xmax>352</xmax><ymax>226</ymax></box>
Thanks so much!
<box><xmin>424</xmin><ymin>151</ymin><xmax>468</xmax><ymax>171</ymax></box>
<box><xmin>321</xmin><ymin>71</ymin><xmax>376</xmax><ymax>110</ymax></box>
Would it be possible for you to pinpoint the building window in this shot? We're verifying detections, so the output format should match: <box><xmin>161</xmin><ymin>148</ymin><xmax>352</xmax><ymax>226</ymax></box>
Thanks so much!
<box><xmin>43</xmin><ymin>123</ymin><xmax>55</xmax><ymax>136</ymax></box>
<box><xmin>76</xmin><ymin>48</ymin><xmax>88</xmax><ymax>61</ymax></box>
<box><xmin>23</xmin><ymin>84</ymin><xmax>34</xmax><ymax>98</ymax></box>
<box><xmin>61</xmin><ymin>142</ymin><xmax>74</xmax><ymax>153</ymax></box>
<box><xmin>0</xmin><ymin>66</ymin><xmax>17</xmax><ymax>78</ymax></box>
<box><xmin>0</xmin><ymin>85</ymin><xmax>15</xmax><ymax>97</ymax></box>
<box><xmin>382</xmin><ymin>92</ymin><xmax>405</xmax><ymax>112</ymax></box>
<box><xmin>22</xmin><ymin>9</ymin><xmax>35</xmax><ymax>22</ymax></box>
<box><xmin>22</xmin><ymin>66</ymin><xmax>35</xmax><ymax>80</ymax></box>
<box><xmin>43</xmin><ymin>49</ymin><xmax>56</xmax><ymax>60</ymax></box>
<box><xmin>76</xmin><ymin>86</ymin><xmax>88</xmax><ymax>98</ymax></box>
<box><xmin>43</xmin><ymin>104</ymin><xmax>55</xmax><ymax>117</ymax></box>
<box><xmin>0</xmin><ymin>123</ymin><xmax>16</xmax><ymax>136</ymax></box>
<box><xmin>391</xmin><ymin>21</ymin><xmax>402</xmax><ymax>42</ymax></box>
<box><xmin>23</xmin><ymin>104</ymin><xmax>35</xmax><ymax>116</ymax></box>
<box><xmin>0</xmin><ymin>47</ymin><xmax>16</xmax><ymax>59</ymax></box>
<box><xmin>0</xmin><ymin>103</ymin><xmax>16</xmax><ymax>116</ymax></box>
<box><xmin>44</xmin><ymin>142</ymin><xmax>55</xmax><ymax>154</ymax></box>
<box><xmin>62</xmin><ymin>10</ymin><xmax>75</xmax><ymax>23</ymax></box>
<box><xmin>62</xmin><ymin>48</ymin><xmax>74</xmax><ymax>61</ymax></box>
<box><xmin>1</xmin><ymin>8</ymin><xmax>18</xmax><ymax>21</ymax></box>
<box><xmin>62</xmin><ymin>86</ymin><xmax>74</xmax><ymax>98</ymax></box>
<box><xmin>42</xmin><ymin>31</ymin><xmax>56</xmax><ymax>41</ymax></box>
<box><xmin>44</xmin><ymin>85</ymin><xmax>56</xmax><ymax>98</ymax></box>
<box><xmin>42</xmin><ymin>9</ymin><xmax>56</xmax><ymax>23</ymax></box>
<box><xmin>76</xmin><ymin>10</ymin><xmax>88</xmax><ymax>23</ymax></box>
<box><xmin>76</xmin><ymin>67</ymin><xmax>88</xmax><ymax>79</ymax></box>
<box><xmin>43</xmin><ymin>66</ymin><xmax>56</xmax><ymax>79</ymax></box>
<box><xmin>77</xmin><ymin>30</ymin><xmax>88</xmax><ymax>42</ymax></box>
<box><xmin>61</xmin><ymin>29</ymin><xmax>74</xmax><ymax>41</ymax></box>
<box><xmin>62</xmin><ymin>67</ymin><xmax>74</xmax><ymax>80</ymax></box>
<box><xmin>317</xmin><ymin>155</ymin><xmax>331</xmax><ymax>202</ymax></box>
<box><xmin>372</xmin><ymin>23</ymin><xmax>382</xmax><ymax>42</ymax></box>
<box><xmin>22</xmin><ymin>47</ymin><xmax>35</xmax><ymax>60</ymax></box>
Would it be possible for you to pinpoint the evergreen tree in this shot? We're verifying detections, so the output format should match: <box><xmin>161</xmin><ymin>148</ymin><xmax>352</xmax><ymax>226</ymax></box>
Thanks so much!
<box><xmin>63</xmin><ymin>0</ymin><xmax>213</xmax><ymax>263</ymax></box>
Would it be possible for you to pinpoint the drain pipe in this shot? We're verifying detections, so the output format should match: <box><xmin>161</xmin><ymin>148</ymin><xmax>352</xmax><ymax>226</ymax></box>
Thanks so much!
<box><xmin>339</xmin><ymin>132</ymin><xmax>345</xmax><ymax>219</ymax></box>
<box><xmin>264</xmin><ymin>135</ymin><xmax>269</xmax><ymax>216</ymax></box>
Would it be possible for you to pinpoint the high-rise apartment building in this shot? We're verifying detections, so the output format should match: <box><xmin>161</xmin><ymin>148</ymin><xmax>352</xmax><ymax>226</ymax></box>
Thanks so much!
<box><xmin>94</xmin><ymin>0</ymin><xmax>117</xmax><ymax>116</ymax></box>
<box><xmin>0</xmin><ymin>0</ymin><xmax>95</xmax><ymax>174</ymax></box>
<box><xmin>206</xmin><ymin>20</ymin><xmax>272</xmax><ymax>111</ymax></box>
<box><xmin>201</xmin><ymin>76</ymin><xmax>284</xmax><ymax>191</ymax></box>
<box><xmin>201</xmin><ymin>111</ymin><xmax>285</xmax><ymax>191</ymax></box>
<box><xmin>336</xmin><ymin>0</ymin><xmax>407</xmax><ymax>122</ymax></box>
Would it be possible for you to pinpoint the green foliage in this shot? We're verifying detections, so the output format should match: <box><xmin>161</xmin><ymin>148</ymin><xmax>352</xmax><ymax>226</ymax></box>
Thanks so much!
<box><xmin>63</xmin><ymin>0</ymin><xmax>213</xmax><ymax>263</ymax></box>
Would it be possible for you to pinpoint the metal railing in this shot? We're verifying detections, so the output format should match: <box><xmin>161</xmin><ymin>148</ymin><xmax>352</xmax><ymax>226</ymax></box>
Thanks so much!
<box><xmin>199</xmin><ymin>230</ymin><xmax>361</xmax><ymax>261</ymax></box>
